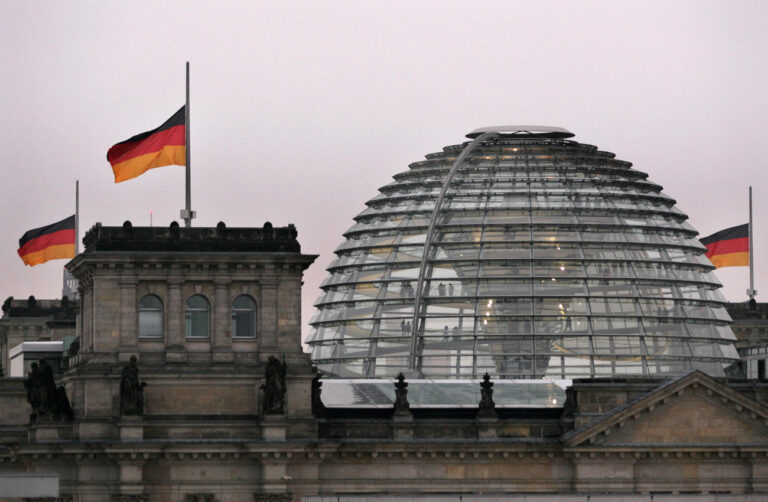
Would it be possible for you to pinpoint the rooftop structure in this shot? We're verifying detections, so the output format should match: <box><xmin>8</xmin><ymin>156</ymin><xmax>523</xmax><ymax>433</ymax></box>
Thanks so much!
<box><xmin>0</xmin><ymin>296</ymin><xmax>77</xmax><ymax>376</ymax></box>
<box><xmin>309</xmin><ymin>127</ymin><xmax>740</xmax><ymax>379</ymax></box>
<box><xmin>1</xmin><ymin>220</ymin><xmax>767</xmax><ymax>500</ymax></box>
<box><xmin>81</xmin><ymin>220</ymin><xmax>301</xmax><ymax>253</ymax></box>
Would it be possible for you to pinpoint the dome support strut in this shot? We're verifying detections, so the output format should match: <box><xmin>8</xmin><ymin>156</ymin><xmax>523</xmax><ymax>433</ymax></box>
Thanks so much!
<box><xmin>406</xmin><ymin>131</ymin><xmax>499</xmax><ymax>374</ymax></box>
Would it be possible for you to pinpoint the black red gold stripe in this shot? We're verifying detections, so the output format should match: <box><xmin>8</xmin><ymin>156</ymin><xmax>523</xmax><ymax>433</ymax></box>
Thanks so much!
<box><xmin>18</xmin><ymin>215</ymin><xmax>76</xmax><ymax>266</ymax></box>
<box><xmin>700</xmin><ymin>223</ymin><xmax>749</xmax><ymax>268</ymax></box>
<box><xmin>107</xmin><ymin>106</ymin><xmax>186</xmax><ymax>183</ymax></box>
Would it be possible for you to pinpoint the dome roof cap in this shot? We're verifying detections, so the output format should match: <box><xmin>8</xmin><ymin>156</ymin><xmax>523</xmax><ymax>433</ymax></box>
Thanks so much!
<box><xmin>466</xmin><ymin>125</ymin><xmax>574</xmax><ymax>139</ymax></box>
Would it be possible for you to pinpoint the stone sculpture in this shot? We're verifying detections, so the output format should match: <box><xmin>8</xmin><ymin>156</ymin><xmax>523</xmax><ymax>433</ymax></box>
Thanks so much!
<box><xmin>120</xmin><ymin>355</ymin><xmax>146</xmax><ymax>415</ymax></box>
<box><xmin>478</xmin><ymin>372</ymin><xmax>497</xmax><ymax>418</ymax></box>
<box><xmin>393</xmin><ymin>373</ymin><xmax>410</xmax><ymax>414</ymax></box>
<box><xmin>24</xmin><ymin>362</ymin><xmax>43</xmax><ymax>418</ymax></box>
<box><xmin>311</xmin><ymin>372</ymin><xmax>326</xmax><ymax>417</ymax></box>
<box><xmin>262</xmin><ymin>355</ymin><xmax>287</xmax><ymax>415</ymax></box>
<box><xmin>24</xmin><ymin>359</ymin><xmax>72</xmax><ymax>421</ymax></box>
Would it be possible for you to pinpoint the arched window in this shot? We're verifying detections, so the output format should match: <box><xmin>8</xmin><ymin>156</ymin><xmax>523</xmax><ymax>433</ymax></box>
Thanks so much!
<box><xmin>138</xmin><ymin>295</ymin><xmax>163</xmax><ymax>338</ymax></box>
<box><xmin>185</xmin><ymin>294</ymin><xmax>210</xmax><ymax>338</ymax></box>
<box><xmin>232</xmin><ymin>295</ymin><xmax>257</xmax><ymax>338</ymax></box>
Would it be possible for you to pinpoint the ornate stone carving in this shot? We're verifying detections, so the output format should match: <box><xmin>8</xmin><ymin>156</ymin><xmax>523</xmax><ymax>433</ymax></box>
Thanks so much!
<box><xmin>120</xmin><ymin>355</ymin><xmax>146</xmax><ymax>415</ymax></box>
<box><xmin>393</xmin><ymin>373</ymin><xmax>410</xmax><ymax>415</ymax></box>
<box><xmin>261</xmin><ymin>355</ymin><xmax>286</xmax><ymax>415</ymax></box>
<box><xmin>478</xmin><ymin>373</ymin><xmax>497</xmax><ymax>418</ymax></box>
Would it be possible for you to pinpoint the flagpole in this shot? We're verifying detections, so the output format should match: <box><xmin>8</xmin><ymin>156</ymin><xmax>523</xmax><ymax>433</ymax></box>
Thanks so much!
<box><xmin>182</xmin><ymin>61</ymin><xmax>194</xmax><ymax>227</ymax></box>
<box><xmin>748</xmin><ymin>185</ymin><xmax>756</xmax><ymax>306</ymax></box>
<box><xmin>75</xmin><ymin>180</ymin><xmax>79</xmax><ymax>255</ymax></box>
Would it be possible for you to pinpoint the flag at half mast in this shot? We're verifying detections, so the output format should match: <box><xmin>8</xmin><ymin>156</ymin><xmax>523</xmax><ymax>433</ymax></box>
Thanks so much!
<box><xmin>107</xmin><ymin>106</ymin><xmax>186</xmax><ymax>183</ymax></box>
<box><xmin>17</xmin><ymin>215</ymin><xmax>76</xmax><ymax>266</ymax></box>
<box><xmin>700</xmin><ymin>223</ymin><xmax>749</xmax><ymax>268</ymax></box>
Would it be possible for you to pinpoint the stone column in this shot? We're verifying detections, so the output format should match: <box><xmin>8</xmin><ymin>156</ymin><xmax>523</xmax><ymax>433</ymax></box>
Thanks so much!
<box><xmin>166</xmin><ymin>277</ymin><xmax>186</xmax><ymax>363</ymax></box>
<box><xmin>119</xmin><ymin>276</ymin><xmax>138</xmax><ymax>362</ymax></box>
<box><xmin>212</xmin><ymin>277</ymin><xmax>233</xmax><ymax>362</ymax></box>
<box><xmin>90</xmin><ymin>274</ymin><xmax>121</xmax><ymax>364</ymax></box>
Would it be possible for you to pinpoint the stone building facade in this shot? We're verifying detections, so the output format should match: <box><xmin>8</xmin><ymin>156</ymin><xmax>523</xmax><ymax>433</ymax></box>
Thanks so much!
<box><xmin>728</xmin><ymin>301</ymin><xmax>768</xmax><ymax>379</ymax></box>
<box><xmin>0</xmin><ymin>297</ymin><xmax>78</xmax><ymax>376</ymax></box>
<box><xmin>1</xmin><ymin>223</ymin><xmax>768</xmax><ymax>501</ymax></box>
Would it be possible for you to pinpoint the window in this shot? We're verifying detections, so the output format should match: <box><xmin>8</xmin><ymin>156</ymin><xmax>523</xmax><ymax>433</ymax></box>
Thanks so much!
<box><xmin>138</xmin><ymin>295</ymin><xmax>163</xmax><ymax>338</ymax></box>
<box><xmin>185</xmin><ymin>294</ymin><xmax>210</xmax><ymax>338</ymax></box>
<box><xmin>232</xmin><ymin>295</ymin><xmax>257</xmax><ymax>338</ymax></box>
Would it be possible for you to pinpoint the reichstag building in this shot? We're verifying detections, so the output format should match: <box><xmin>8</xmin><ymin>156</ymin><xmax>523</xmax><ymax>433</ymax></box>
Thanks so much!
<box><xmin>0</xmin><ymin>126</ymin><xmax>766</xmax><ymax>502</ymax></box>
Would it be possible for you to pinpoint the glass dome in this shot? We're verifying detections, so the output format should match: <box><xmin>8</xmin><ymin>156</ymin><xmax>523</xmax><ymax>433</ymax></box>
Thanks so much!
<box><xmin>308</xmin><ymin>128</ymin><xmax>740</xmax><ymax>379</ymax></box>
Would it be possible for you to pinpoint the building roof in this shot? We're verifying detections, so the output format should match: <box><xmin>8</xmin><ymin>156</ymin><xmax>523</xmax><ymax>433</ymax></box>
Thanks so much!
<box><xmin>80</xmin><ymin>220</ymin><xmax>302</xmax><ymax>253</ymax></box>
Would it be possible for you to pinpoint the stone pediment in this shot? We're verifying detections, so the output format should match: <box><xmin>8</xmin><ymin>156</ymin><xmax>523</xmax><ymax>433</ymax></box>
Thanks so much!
<box><xmin>563</xmin><ymin>371</ymin><xmax>768</xmax><ymax>448</ymax></box>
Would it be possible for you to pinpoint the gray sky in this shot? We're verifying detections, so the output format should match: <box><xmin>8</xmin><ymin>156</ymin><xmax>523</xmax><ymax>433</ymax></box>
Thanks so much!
<box><xmin>2</xmin><ymin>1</ymin><xmax>767</xmax><ymax>342</ymax></box>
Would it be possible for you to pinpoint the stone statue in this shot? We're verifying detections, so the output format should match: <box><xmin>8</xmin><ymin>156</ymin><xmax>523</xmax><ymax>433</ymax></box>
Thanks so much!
<box><xmin>261</xmin><ymin>355</ymin><xmax>286</xmax><ymax>415</ymax></box>
<box><xmin>311</xmin><ymin>372</ymin><xmax>326</xmax><ymax>417</ymax></box>
<box><xmin>393</xmin><ymin>373</ymin><xmax>410</xmax><ymax>414</ymax></box>
<box><xmin>39</xmin><ymin>359</ymin><xmax>58</xmax><ymax>416</ymax></box>
<box><xmin>2</xmin><ymin>296</ymin><xmax>12</xmax><ymax>314</ymax></box>
<box><xmin>478</xmin><ymin>372</ymin><xmax>497</xmax><ymax>418</ymax></box>
<box><xmin>24</xmin><ymin>362</ymin><xmax>44</xmax><ymax>419</ymax></box>
<box><xmin>24</xmin><ymin>359</ymin><xmax>73</xmax><ymax>421</ymax></box>
<box><xmin>120</xmin><ymin>356</ymin><xmax>146</xmax><ymax>415</ymax></box>
<box><xmin>55</xmin><ymin>386</ymin><xmax>74</xmax><ymax>421</ymax></box>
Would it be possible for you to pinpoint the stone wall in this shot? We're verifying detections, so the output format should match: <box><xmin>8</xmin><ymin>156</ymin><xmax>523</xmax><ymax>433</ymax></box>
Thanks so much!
<box><xmin>0</xmin><ymin>377</ymin><xmax>28</xmax><ymax>442</ymax></box>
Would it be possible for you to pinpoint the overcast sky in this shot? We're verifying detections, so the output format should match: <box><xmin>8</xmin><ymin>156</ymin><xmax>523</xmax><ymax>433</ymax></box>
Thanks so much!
<box><xmin>2</xmin><ymin>1</ymin><xmax>767</xmax><ymax>342</ymax></box>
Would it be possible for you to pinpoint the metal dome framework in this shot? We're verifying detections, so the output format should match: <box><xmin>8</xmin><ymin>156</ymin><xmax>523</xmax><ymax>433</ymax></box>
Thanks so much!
<box><xmin>308</xmin><ymin>130</ymin><xmax>739</xmax><ymax>379</ymax></box>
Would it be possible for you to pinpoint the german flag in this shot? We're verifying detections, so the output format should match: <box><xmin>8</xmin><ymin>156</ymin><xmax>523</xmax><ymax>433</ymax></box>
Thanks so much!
<box><xmin>700</xmin><ymin>223</ymin><xmax>749</xmax><ymax>268</ymax></box>
<box><xmin>18</xmin><ymin>215</ymin><xmax>76</xmax><ymax>266</ymax></box>
<box><xmin>107</xmin><ymin>106</ymin><xmax>185</xmax><ymax>183</ymax></box>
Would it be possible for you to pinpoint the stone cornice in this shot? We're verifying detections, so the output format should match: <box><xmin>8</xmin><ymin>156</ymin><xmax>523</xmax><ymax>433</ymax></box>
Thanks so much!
<box><xmin>7</xmin><ymin>442</ymin><xmax>768</xmax><ymax>462</ymax></box>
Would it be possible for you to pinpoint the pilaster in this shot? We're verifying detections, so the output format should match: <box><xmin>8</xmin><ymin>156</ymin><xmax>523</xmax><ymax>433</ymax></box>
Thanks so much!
<box><xmin>212</xmin><ymin>276</ymin><xmax>233</xmax><ymax>362</ymax></box>
<box><xmin>166</xmin><ymin>276</ymin><xmax>186</xmax><ymax>363</ymax></box>
<box><xmin>119</xmin><ymin>276</ymin><xmax>138</xmax><ymax>362</ymax></box>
